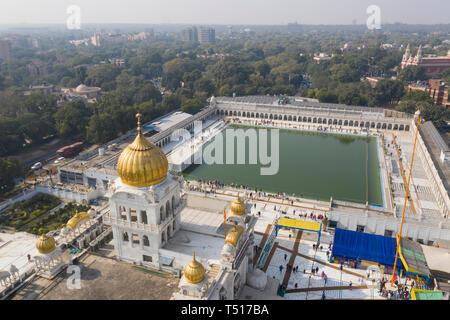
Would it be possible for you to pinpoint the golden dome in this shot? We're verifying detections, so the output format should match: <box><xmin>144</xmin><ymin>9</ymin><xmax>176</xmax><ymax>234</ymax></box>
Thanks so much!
<box><xmin>36</xmin><ymin>234</ymin><xmax>55</xmax><ymax>254</ymax></box>
<box><xmin>225</xmin><ymin>225</ymin><xmax>244</xmax><ymax>247</ymax></box>
<box><xmin>66</xmin><ymin>211</ymin><xmax>91</xmax><ymax>230</ymax></box>
<box><xmin>184</xmin><ymin>252</ymin><xmax>205</xmax><ymax>284</ymax></box>
<box><xmin>117</xmin><ymin>113</ymin><xmax>168</xmax><ymax>188</ymax></box>
<box><xmin>230</xmin><ymin>195</ymin><xmax>246</xmax><ymax>216</ymax></box>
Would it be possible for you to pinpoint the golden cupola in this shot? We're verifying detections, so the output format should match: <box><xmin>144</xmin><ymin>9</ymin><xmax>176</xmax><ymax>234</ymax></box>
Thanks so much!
<box><xmin>230</xmin><ymin>195</ymin><xmax>246</xmax><ymax>216</ymax></box>
<box><xmin>66</xmin><ymin>210</ymin><xmax>91</xmax><ymax>230</ymax></box>
<box><xmin>225</xmin><ymin>225</ymin><xmax>244</xmax><ymax>247</ymax></box>
<box><xmin>36</xmin><ymin>234</ymin><xmax>56</xmax><ymax>254</ymax></box>
<box><xmin>184</xmin><ymin>252</ymin><xmax>206</xmax><ymax>284</ymax></box>
<box><xmin>117</xmin><ymin>113</ymin><xmax>168</xmax><ymax>188</ymax></box>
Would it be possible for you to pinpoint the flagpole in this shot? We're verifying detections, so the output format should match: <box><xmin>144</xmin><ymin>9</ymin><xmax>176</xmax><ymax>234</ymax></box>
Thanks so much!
<box><xmin>224</xmin><ymin>208</ymin><xmax>227</xmax><ymax>238</ymax></box>
<box><xmin>390</xmin><ymin>113</ymin><xmax>421</xmax><ymax>286</ymax></box>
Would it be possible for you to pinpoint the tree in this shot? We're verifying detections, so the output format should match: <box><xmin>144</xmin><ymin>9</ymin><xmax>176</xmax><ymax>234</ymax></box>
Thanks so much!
<box><xmin>421</xmin><ymin>104</ymin><xmax>450</xmax><ymax>131</ymax></box>
<box><xmin>181</xmin><ymin>98</ymin><xmax>204</xmax><ymax>114</ymax></box>
<box><xmin>398</xmin><ymin>65</ymin><xmax>426</xmax><ymax>83</ymax></box>
<box><xmin>371</xmin><ymin>79</ymin><xmax>404</xmax><ymax>106</ymax></box>
<box><xmin>194</xmin><ymin>78</ymin><xmax>215</xmax><ymax>96</ymax></box>
<box><xmin>54</xmin><ymin>100</ymin><xmax>91</xmax><ymax>138</ymax></box>
<box><xmin>317</xmin><ymin>89</ymin><xmax>338</xmax><ymax>103</ymax></box>
<box><xmin>86</xmin><ymin>113</ymin><xmax>118</xmax><ymax>144</ymax></box>
<box><xmin>162</xmin><ymin>95</ymin><xmax>182</xmax><ymax>112</ymax></box>
<box><xmin>255</xmin><ymin>61</ymin><xmax>271</xmax><ymax>78</ymax></box>
<box><xmin>85</xmin><ymin>64</ymin><xmax>121</xmax><ymax>89</ymax></box>
<box><xmin>0</xmin><ymin>157</ymin><xmax>25</xmax><ymax>195</ymax></box>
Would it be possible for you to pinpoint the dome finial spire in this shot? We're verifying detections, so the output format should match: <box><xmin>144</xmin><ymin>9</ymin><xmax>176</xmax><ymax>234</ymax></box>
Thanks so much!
<box><xmin>136</xmin><ymin>112</ymin><xmax>142</xmax><ymax>134</ymax></box>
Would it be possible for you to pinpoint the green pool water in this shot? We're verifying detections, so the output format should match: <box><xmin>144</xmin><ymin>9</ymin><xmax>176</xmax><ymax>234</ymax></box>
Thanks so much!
<box><xmin>183</xmin><ymin>126</ymin><xmax>383</xmax><ymax>205</ymax></box>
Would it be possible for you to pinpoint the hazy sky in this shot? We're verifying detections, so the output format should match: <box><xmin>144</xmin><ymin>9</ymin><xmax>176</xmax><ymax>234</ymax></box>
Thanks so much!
<box><xmin>0</xmin><ymin>0</ymin><xmax>449</xmax><ymax>25</ymax></box>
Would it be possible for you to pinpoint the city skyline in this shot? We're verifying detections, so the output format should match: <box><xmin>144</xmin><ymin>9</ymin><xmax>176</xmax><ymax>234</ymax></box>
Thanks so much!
<box><xmin>0</xmin><ymin>0</ymin><xmax>449</xmax><ymax>26</ymax></box>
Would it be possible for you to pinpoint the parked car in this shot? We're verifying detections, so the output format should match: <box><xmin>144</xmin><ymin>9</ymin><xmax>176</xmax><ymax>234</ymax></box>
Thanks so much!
<box><xmin>54</xmin><ymin>157</ymin><xmax>65</xmax><ymax>164</ymax></box>
<box><xmin>31</xmin><ymin>162</ymin><xmax>42</xmax><ymax>170</ymax></box>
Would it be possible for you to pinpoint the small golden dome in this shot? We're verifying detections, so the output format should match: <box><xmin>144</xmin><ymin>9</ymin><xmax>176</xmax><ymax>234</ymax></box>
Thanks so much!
<box><xmin>230</xmin><ymin>196</ymin><xmax>246</xmax><ymax>216</ymax></box>
<box><xmin>184</xmin><ymin>252</ymin><xmax>205</xmax><ymax>284</ymax></box>
<box><xmin>36</xmin><ymin>234</ymin><xmax>55</xmax><ymax>254</ymax></box>
<box><xmin>225</xmin><ymin>225</ymin><xmax>244</xmax><ymax>247</ymax></box>
<box><xmin>117</xmin><ymin>113</ymin><xmax>168</xmax><ymax>188</ymax></box>
<box><xmin>66</xmin><ymin>211</ymin><xmax>91</xmax><ymax>230</ymax></box>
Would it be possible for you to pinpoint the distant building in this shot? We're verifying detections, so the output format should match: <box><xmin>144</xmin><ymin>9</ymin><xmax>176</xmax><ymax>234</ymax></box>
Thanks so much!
<box><xmin>91</xmin><ymin>33</ymin><xmax>101</xmax><ymax>47</ymax></box>
<box><xmin>0</xmin><ymin>39</ymin><xmax>11</xmax><ymax>60</ymax></box>
<box><xmin>23</xmin><ymin>83</ymin><xmax>57</xmax><ymax>96</ymax></box>
<box><xmin>408</xmin><ymin>79</ymin><xmax>450</xmax><ymax>108</ymax></box>
<box><xmin>108</xmin><ymin>58</ymin><xmax>126</xmax><ymax>67</ymax></box>
<box><xmin>26</xmin><ymin>60</ymin><xmax>49</xmax><ymax>76</ymax></box>
<box><xmin>60</xmin><ymin>84</ymin><xmax>102</xmax><ymax>104</ymax></box>
<box><xmin>198</xmin><ymin>27</ymin><xmax>215</xmax><ymax>44</ymax></box>
<box><xmin>127</xmin><ymin>31</ymin><xmax>153</xmax><ymax>41</ymax></box>
<box><xmin>313</xmin><ymin>53</ymin><xmax>332</xmax><ymax>64</ymax></box>
<box><xmin>401</xmin><ymin>44</ymin><xmax>450</xmax><ymax>76</ymax></box>
<box><xmin>181</xmin><ymin>26</ymin><xmax>198</xmax><ymax>42</ymax></box>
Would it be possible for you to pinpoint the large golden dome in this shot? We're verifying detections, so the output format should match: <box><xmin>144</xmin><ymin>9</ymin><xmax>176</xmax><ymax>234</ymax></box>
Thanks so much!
<box><xmin>184</xmin><ymin>252</ymin><xmax>205</xmax><ymax>284</ymax></box>
<box><xmin>36</xmin><ymin>234</ymin><xmax>55</xmax><ymax>254</ymax></box>
<box><xmin>230</xmin><ymin>195</ymin><xmax>246</xmax><ymax>216</ymax></box>
<box><xmin>117</xmin><ymin>113</ymin><xmax>168</xmax><ymax>188</ymax></box>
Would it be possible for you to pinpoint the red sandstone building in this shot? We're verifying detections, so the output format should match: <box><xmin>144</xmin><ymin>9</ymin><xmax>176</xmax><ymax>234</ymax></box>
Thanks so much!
<box><xmin>408</xmin><ymin>79</ymin><xmax>450</xmax><ymax>108</ymax></box>
<box><xmin>401</xmin><ymin>44</ymin><xmax>450</xmax><ymax>76</ymax></box>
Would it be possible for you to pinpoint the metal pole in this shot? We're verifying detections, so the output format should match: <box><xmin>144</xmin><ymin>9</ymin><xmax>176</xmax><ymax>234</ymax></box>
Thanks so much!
<box><xmin>390</xmin><ymin>114</ymin><xmax>421</xmax><ymax>286</ymax></box>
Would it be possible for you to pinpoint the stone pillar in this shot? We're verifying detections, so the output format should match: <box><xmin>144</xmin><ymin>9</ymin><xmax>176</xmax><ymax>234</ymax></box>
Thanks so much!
<box><xmin>137</xmin><ymin>208</ymin><xmax>142</xmax><ymax>223</ymax></box>
<box><xmin>139</xmin><ymin>235</ymin><xmax>144</xmax><ymax>250</ymax></box>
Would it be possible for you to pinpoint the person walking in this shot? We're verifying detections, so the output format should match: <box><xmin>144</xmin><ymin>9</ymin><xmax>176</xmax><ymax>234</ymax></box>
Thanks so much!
<box><xmin>284</xmin><ymin>253</ymin><xmax>287</xmax><ymax>261</ymax></box>
<box><xmin>279</xmin><ymin>265</ymin><xmax>284</xmax><ymax>273</ymax></box>
<box><xmin>349</xmin><ymin>281</ymin><xmax>353</xmax><ymax>290</ymax></box>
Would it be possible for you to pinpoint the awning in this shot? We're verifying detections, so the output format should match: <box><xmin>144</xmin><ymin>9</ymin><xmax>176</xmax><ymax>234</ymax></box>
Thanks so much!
<box><xmin>277</xmin><ymin>218</ymin><xmax>321</xmax><ymax>232</ymax></box>
<box><xmin>399</xmin><ymin>236</ymin><xmax>430</xmax><ymax>277</ymax></box>
<box><xmin>159</xmin><ymin>256</ymin><xmax>174</xmax><ymax>266</ymax></box>
<box><xmin>410</xmin><ymin>288</ymin><xmax>443</xmax><ymax>300</ymax></box>
<box><xmin>331</xmin><ymin>228</ymin><xmax>401</xmax><ymax>267</ymax></box>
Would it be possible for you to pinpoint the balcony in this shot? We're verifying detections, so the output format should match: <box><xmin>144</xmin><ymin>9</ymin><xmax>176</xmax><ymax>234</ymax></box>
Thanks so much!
<box><xmin>103</xmin><ymin>199</ymin><xmax>187</xmax><ymax>233</ymax></box>
<box><xmin>103</xmin><ymin>216</ymin><xmax>158</xmax><ymax>233</ymax></box>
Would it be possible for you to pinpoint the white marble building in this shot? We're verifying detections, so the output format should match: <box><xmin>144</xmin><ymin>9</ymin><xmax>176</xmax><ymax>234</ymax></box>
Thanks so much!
<box><xmin>103</xmin><ymin>113</ymin><xmax>261</xmax><ymax>300</ymax></box>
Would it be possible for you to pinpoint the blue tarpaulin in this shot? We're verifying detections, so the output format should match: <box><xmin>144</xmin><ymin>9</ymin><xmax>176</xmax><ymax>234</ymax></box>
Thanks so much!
<box><xmin>331</xmin><ymin>228</ymin><xmax>400</xmax><ymax>267</ymax></box>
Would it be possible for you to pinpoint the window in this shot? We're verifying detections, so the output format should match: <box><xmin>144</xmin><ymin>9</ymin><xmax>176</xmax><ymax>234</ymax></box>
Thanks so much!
<box><xmin>122</xmin><ymin>232</ymin><xmax>129</xmax><ymax>242</ymax></box>
<box><xmin>328</xmin><ymin>220</ymin><xmax>338</xmax><ymax>228</ymax></box>
<box><xmin>141</xmin><ymin>210</ymin><xmax>147</xmax><ymax>224</ymax></box>
<box><xmin>119</xmin><ymin>206</ymin><xmax>127</xmax><ymax>220</ymax></box>
<box><xmin>143</xmin><ymin>235</ymin><xmax>150</xmax><ymax>247</ymax></box>
<box><xmin>384</xmin><ymin>230</ymin><xmax>393</xmax><ymax>238</ymax></box>
<box><xmin>143</xmin><ymin>255</ymin><xmax>152</xmax><ymax>262</ymax></box>
<box><xmin>132</xmin><ymin>233</ymin><xmax>140</xmax><ymax>245</ymax></box>
<box><xmin>356</xmin><ymin>225</ymin><xmax>365</xmax><ymax>233</ymax></box>
<box><xmin>130</xmin><ymin>208</ymin><xmax>138</xmax><ymax>222</ymax></box>
<box><xmin>87</xmin><ymin>177</ymin><xmax>97</xmax><ymax>187</ymax></box>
